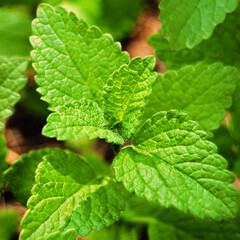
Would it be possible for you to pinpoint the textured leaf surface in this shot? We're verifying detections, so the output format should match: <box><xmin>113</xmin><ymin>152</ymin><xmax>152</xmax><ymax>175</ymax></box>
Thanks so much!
<box><xmin>113</xmin><ymin>110</ymin><xmax>239</xmax><ymax>220</ymax></box>
<box><xmin>43</xmin><ymin>100</ymin><xmax>124</xmax><ymax>145</ymax></box>
<box><xmin>103</xmin><ymin>56</ymin><xmax>156</xmax><ymax>139</ymax></box>
<box><xmin>20</xmin><ymin>149</ymin><xmax>125</xmax><ymax>240</ymax></box>
<box><xmin>149</xmin><ymin>5</ymin><xmax>240</xmax><ymax>70</ymax></box>
<box><xmin>0</xmin><ymin>135</ymin><xmax>7</xmax><ymax>198</ymax></box>
<box><xmin>144</xmin><ymin>63</ymin><xmax>238</xmax><ymax>131</ymax></box>
<box><xmin>4</xmin><ymin>148</ymin><xmax>51</xmax><ymax>206</ymax></box>
<box><xmin>0</xmin><ymin>58</ymin><xmax>28</xmax><ymax>131</ymax></box>
<box><xmin>159</xmin><ymin>0</ymin><xmax>238</xmax><ymax>50</ymax></box>
<box><xmin>31</xmin><ymin>4</ymin><xmax>129</xmax><ymax>110</ymax></box>
<box><xmin>0</xmin><ymin>209</ymin><xmax>19</xmax><ymax>240</ymax></box>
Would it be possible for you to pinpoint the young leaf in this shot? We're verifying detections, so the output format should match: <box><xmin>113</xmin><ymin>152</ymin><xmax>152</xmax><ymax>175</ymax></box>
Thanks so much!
<box><xmin>103</xmin><ymin>56</ymin><xmax>156</xmax><ymax>139</ymax></box>
<box><xmin>144</xmin><ymin>63</ymin><xmax>238</xmax><ymax>131</ymax></box>
<box><xmin>0</xmin><ymin>57</ymin><xmax>28</xmax><ymax>131</ymax></box>
<box><xmin>43</xmin><ymin>100</ymin><xmax>124</xmax><ymax>145</ymax></box>
<box><xmin>0</xmin><ymin>135</ymin><xmax>7</xmax><ymax>198</ymax></box>
<box><xmin>0</xmin><ymin>209</ymin><xmax>19</xmax><ymax>240</ymax></box>
<box><xmin>159</xmin><ymin>0</ymin><xmax>238</xmax><ymax>50</ymax></box>
<box><xmin>4</xmin><ymin>148</ymin><xmax>51</xmax><ymax>206</ymax></box>
<box><xmin>113</xmin><ymin>110</ymin><xmax>239</xmax><ymax>221</ymax></box>
<box><xmin>149</xmin><ymin>5</ymin><xmax>240</xmax><ymax>70</ymax></box>
<box><xmin>20</xmin><ymin>149</ymin><xmax>125</xmax><ymax>240</ymax></box>
<box><xmin>31</xmin><ymin>4</ymin><xmax>129</xmax><ymax>110</ymax></box>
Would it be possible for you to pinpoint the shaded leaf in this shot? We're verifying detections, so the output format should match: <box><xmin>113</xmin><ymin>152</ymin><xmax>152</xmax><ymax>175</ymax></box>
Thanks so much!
<box><xmin>159</xmin><ymin>0</ymin><xmax>238</xmax><ymax>50</ymax></box>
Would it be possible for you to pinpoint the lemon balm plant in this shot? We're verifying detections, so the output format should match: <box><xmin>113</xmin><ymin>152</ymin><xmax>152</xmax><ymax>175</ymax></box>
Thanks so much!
<box><xmin>1</xmin><ymin>3</ymin><xmax>240</xmax><ymax>240</ymax></box>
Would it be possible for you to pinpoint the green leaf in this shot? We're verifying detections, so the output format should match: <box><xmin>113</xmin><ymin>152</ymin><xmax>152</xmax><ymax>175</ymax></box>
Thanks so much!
<box><xmin>103</xmin><ymin>56</ymin><xmax>156</xmax><ymax>139</ymax></box>
<box><xmin>0</xmin><ymin>57</ymin><xmax>28</xmax><ymax>131</ymax></box>
<box><xmin>0</xmin><ymin>209</ymin><xmax>19</xmax><ymax>240</ymax></box>
<box><xmin>123</xmin><ymin>197</ymin><xmax>238</xmax><ymax>240</ymax></box>
<box><xmin>149</xmin><ymin>5</ymin><xmax>240</xmax><ymax>70</ymax></box>
<box><xmin>148</xmin><ymin>221</ymin><xmax>196</xmax><ymax>240</ymax></box>
<box><xmin>20</xmin><ymin>149</ymin><xmax>125</xmax><ymax>240</ymax></box>
<box><xmin>43</xmin><ymin>99</ymin><xmax>124</xmax><ymax>145</ymax></box>
<box><xmin>148</xmin><ymin>214</ymin><xmax>238</xmax><ymax>240</ymax></box>
<box><xmin>0</xmin><ymin>7</ymin><xmax>31</xmax><ymax>57</ymax></box>
<box><xmin>4</xmin><ymin>148</ymin><xmax>51</xmax><ymax>206</ymax></box>
<box><xmin>159</xmin><ymin>0</ymin><xmax>239</xmax><ymax>50</ymax></box>
<box><xmin>0</xmin><ymin>135</ymin><xmax>7</xmax><ymax>198</ymax></box>
<box><xmin>31</xmin><ymin>4</ymin><xmax>129</xmax><ymax>110</ymax></box>
<box><xmin>113</xmin><ymin>110</ymin><xmax>239</xmax><ymax>221</ymax></box>
<box><xmin>144</xmin><ymin>63</ymin><xmax>238</xmax><ymax>131</ymax></box>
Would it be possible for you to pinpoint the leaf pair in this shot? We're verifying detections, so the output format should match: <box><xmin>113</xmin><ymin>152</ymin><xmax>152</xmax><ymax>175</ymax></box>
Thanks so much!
<box><xmin>5</xmin><ymin>148</ymin><xmax>126</xmax><ymax>240</ymax></box>
<box><xmin>31</xmin><ymin>4</ymin><xmax>157</xmax><ymax>144</ymax></box>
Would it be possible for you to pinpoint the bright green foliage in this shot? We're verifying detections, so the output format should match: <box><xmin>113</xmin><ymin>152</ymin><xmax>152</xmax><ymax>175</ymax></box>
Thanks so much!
<box><xmin>103</xmin><ymin>56</ymin><xmax>156</xmax><ymax>139</ymax></box>
<box><xmin>43</xmin><ymin>100</ymin><xmax>124</xmax><ymax>145</ymax></box>
<box><xmin>0</xmin><ymin>57</ymin><xmax>28</xmax><ymax>130</ymax></box>
<box><xmin>20</xmin><ymin>149</ymin><xmax>125</xmax><ymax>240</ymax></box>
<box><xmin>149</xmin><ymin>5</ymin><xmax>240</xmax><ymax>70</ymax></box>
<box><xmin>144</xmin><ymin>63</ymin><xmax>238</xmax><ymax>131</ymax></box>
<box><xmin>31</xmin><ymin>4</ymin><xmax>129</xmax><ymax>110</ymax></box>
<box><xmin>0</xmin><ymin>209</ymin><xmax>19</xmax><ymax>240</ymax></box>
<box><xmin>62</xmin><ymin>0</ymin><xmax>144</xmax><ymax>40</ymax></box>
<box><xmin>4</xmin><ymin>148</ymin><xmax>51</xmax><ymax>206</ymax></box>
<box><xmin>0</xmin><ymin>7</ymin><xmax>31</xmax><ymax>57</ymax></box>
<box><xmin>148</xmin><ymin>209</ymin><xmax>238</xmax><ymax>240</ymax></box>
<box><xmin>30</xmin><ymin>229</ymin><xmax>77</xmax><ymax>240</ymax></box>
<box><xmin>113</xmin><ymin>110</ymin><xmax>239</xmax><ymax>221</ymax></box>
<box><xmin>0</xmin><ymin>135</ymin><xmax>7</xmax><ymax>198</ymax></box>
<box><xmin>159</xmin><ymin>0</ymin><xmax>238</xmax><ymax>50</ymax></box>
